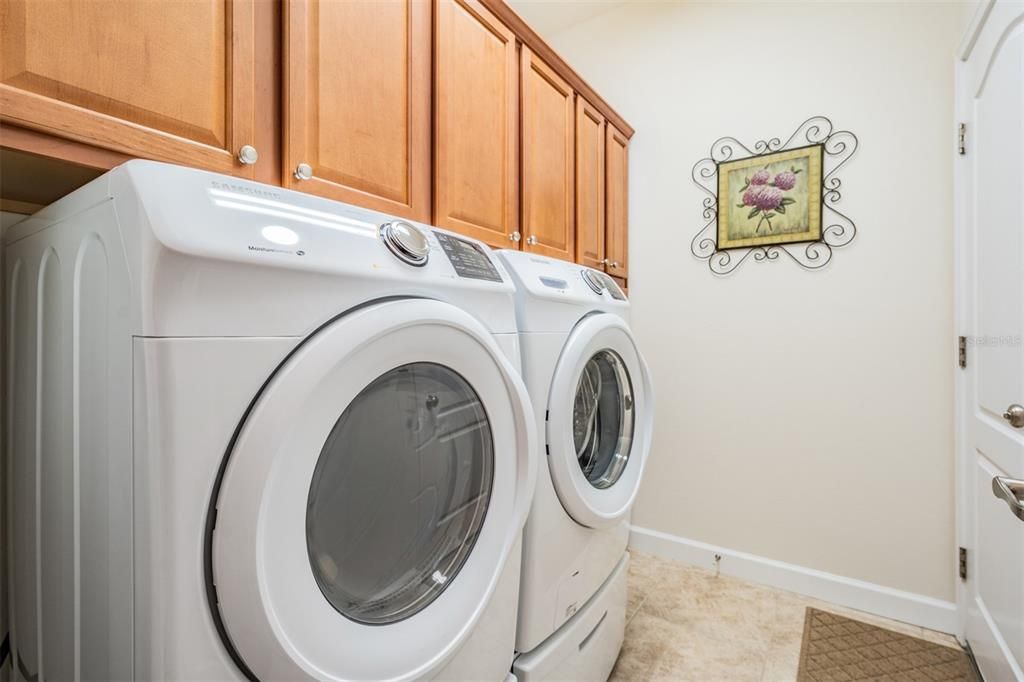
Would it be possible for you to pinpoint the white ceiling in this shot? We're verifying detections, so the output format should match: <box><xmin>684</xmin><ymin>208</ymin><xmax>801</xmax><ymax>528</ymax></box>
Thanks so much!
<box><xmin>508</xmin><ymin>0</ymin><xmax>627</xmax><ymax>38</ymax></box>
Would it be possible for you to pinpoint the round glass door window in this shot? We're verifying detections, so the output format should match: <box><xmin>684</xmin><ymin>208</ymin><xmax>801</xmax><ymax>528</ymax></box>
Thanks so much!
<box><xmin>572</xmin><ymin>350</ymin><xmax>635</xmax><ymax>489</ymax></box>
<box><xmin>306</xmin><ymin>363</ymin><xmax>494</xmax><ymax>625</ymax></box>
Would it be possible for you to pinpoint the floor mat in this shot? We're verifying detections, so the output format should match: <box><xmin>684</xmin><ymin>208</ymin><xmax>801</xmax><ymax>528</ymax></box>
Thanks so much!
<box><xmin>796</xmin><ymin>608</ymin><xmax>979</xmax><ymax>681</ymax></box>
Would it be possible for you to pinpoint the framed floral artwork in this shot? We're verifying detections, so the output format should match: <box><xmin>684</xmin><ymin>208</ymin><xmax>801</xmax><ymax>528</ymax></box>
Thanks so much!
<box><xmin>690</xmin><ymin>116</ymin><xmax>858</xmax><ymax>275</ymax></box>
<box><xmin>716</xmin><ymin>144</ymin><xmax>823</xmax><ymax>250</ymax></box>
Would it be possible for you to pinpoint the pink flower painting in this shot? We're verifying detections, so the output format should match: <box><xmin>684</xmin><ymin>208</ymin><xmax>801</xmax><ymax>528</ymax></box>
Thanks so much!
<box><xmin>735</xmin><ymin>163</ymin><xmax>802</xmax><ymax>234</ymax></box>
<box><xmin>717</xmin><ymin>144</ymin><xmax>823</xmax><ymax>250</ymax></box>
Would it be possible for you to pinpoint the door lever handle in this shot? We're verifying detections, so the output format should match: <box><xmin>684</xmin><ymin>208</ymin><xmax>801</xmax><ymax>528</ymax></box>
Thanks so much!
<box><xmin>1003</xmin><ymin>404</ymin><xmax>1024</xmax><ymax>428</ymax></box>
<box><xmin>992</xmin><ymin>476</ymin><xmax>1024</xmax><ymax>522</ymax></box>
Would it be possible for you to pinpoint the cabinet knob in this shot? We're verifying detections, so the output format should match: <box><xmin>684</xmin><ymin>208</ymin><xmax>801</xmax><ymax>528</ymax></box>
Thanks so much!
<box><xmin>294</xmin><ymin>163</ymin><xmax>313</xmax><ymax>181</ymax></box>
<box><xmin>526</xmin><ymin>235</ymin><xmax>538</xmax><ymax>246</ymax></box>
<box><xmin>610</xmin><ymin>261</ymin><xmax>620</xmax><ymax>269</ymax></box>
<box><xmin>600</xmin><ymin>258</ymin><xmax>609</xmax><ymax>266</ymax></box>
<box><xmin>237</xmin><ymin>145</ymin><xmax>259</xmax><ymax>165</ymax></box>
<box><xmin>508</xmin><ymin>231</ymin><xmax>521</xmax><ymax>243</ymax></box>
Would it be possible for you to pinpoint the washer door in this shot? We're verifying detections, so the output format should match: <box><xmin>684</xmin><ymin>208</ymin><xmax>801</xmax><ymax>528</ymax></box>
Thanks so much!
<box><xmin>209</xmin><ymin>299</ymin><xmax>536</xmax><ymax>681</ymax></box>
<box><xmin>546</xmin><ymin>313</ymin><xmax>653</xmax><ymax>529</ymax></box>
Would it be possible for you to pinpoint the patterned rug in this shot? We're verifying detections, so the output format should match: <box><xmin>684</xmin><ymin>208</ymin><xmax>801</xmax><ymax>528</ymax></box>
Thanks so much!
<box><xmin>796</xmin><ymin>608</ymin><xmax>980</xmax><ymax>681</ymax></box>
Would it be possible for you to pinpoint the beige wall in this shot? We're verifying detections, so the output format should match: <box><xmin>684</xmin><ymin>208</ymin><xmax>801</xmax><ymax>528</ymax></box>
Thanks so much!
<box><xmin>539</xmin><ymin>1</ymin><xmax>972</xmax><ymax>601</ymax></box>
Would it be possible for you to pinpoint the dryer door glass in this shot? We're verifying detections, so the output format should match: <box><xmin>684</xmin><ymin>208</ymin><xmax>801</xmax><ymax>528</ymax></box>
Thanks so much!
<box><xmin>573</xmin><ymin>350</ymin><xmax>635</xmax><ymax>489</ymax></box>
<box><xmin>306</xmin><ymin>362</ymin><xmax>494</xmax><ymax>625</ymax></box>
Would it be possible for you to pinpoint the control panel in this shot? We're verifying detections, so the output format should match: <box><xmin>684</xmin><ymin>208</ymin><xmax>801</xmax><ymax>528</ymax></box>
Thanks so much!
<box><xmin>539</xmin><ymin>276</ymin><xmax>569</xmax><ymax>290</ymax></box>
<box><xmin>433</xmin><ymin>231</ymin><xmax>503</xmax><ymax>282</ymax></box>
<box><xmin>599</xmin><ymin>272</ymin><xmax>626</xmax><ymax>301</ymax></box>
<box><xmin>494</xmin><ymin>250</ymin><xmax>629</xmax><ymax>307</ymax></box>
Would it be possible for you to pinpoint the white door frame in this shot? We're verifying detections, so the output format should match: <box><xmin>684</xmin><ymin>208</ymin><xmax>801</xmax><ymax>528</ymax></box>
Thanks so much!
<box><xmin>953</xmin><ymin>1</ymin><xmax>993</xmax><ymax>642</ymax></box>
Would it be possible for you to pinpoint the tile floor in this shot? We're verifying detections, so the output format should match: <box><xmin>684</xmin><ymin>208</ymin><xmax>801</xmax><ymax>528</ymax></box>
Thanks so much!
<box><xmin>612</xmin><ymin>552</ymin><xmax>962</xmax><ymax>681</ymax></box>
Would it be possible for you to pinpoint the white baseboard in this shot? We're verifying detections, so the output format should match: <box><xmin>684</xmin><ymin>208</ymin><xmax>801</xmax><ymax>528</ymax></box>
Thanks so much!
<box><xmin>628</xmin><ymin>525</ymin><xmax>958</xmax><ymax>635</ymax></box>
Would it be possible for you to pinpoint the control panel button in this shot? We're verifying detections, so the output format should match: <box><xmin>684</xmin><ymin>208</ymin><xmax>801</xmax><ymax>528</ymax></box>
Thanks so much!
<box><xmin>380</xmin><ymin>221</ymin><xmax>429</xmax><ymax>266</ymax></box>
<box><xmin>581</xmin><ymin>269</ymin><xmax>606</xmax><ymax>295</ymax></box>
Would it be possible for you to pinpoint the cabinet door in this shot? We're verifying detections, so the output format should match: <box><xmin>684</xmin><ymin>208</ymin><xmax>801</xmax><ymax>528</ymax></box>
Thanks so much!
<box><xmin>0</xmin><ymin>0</ymin><xmax>258</xmax><ymax>178</ymax></box>
<box><xmin>434</xmin><ymin>0</ymin><xmax>518</xmax><ymax>249</ymax></box>
<box><xmin>284</xmin><ymin>0</ymin><xmax>430</xmax><ymax>220</ymax></box>
<box><xmin>605</xmin><ymin>124</ymin><xmax>629</xmax><ymax>279</ymax></box>
<box><xmin>521</xmin><ymin>47</ymin><xmax>574</xmax><ymax>262</ymax></box>
<box><xmin>574</xmin><ymin>97</ymin><xmax>605</xmax><ymax>270</ymax></box>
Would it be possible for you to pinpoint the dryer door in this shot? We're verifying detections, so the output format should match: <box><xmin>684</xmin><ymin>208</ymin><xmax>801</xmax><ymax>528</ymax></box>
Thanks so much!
<box><xmin>208</xmin><ymin>298</ymin><xmax>536</xmax><ymax>680</ymax></box>
<box><xmin>547</xmin><ymin>313</ymin><xmax>653</xmax><ymax>529</ymax></box>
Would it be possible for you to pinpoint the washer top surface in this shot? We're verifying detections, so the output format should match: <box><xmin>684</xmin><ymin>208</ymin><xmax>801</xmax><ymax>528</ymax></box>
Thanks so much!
<box><xmin>494</xmin><ymin>250</ymin><xmax>628</xmax><ymax>333</ymax></box>
<box><xmin>6</xmin><ymin>160</ymin><xmax>519</xmax><ymax>338</ymax></box>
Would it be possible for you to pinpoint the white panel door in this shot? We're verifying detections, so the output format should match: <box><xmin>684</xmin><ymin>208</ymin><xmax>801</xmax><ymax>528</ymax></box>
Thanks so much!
<box><xmin>958</xmin><ymin>3</ymin><xmax>1024</xmax><ymax>679</ymax></box>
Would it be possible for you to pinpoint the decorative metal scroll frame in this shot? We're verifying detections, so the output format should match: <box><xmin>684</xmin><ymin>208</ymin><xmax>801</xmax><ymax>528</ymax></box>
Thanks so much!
<box><xmin>691</xmin><ymin>116</ymin><xmax>858</xmax><ymax>275</ymax></box>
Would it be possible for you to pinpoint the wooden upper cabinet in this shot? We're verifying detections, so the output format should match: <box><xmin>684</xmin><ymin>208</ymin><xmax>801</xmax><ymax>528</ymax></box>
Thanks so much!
<box><xmin>520</xmin><ymin>47</ymin><xmax>574</xmax><ymax>262</ymax></box>
<box><xmin>574</xmin><ymin>97</ymin><xmax>605</xmax><ymax>270</ymax></box>
<box><xmin>283</xmin><ymin>0</ymin><xmax>430</xmax><ymax>220</ymax></box>
<box><xmin>434</xmin><ymin>0</ymin><xmax>518</xmax><ymax>249</ymax></box>
<box><xmin>0</xmin><ymin>0</ymin><xmax>259</xmax><ymax>178</ymax></box>
<box><xmin>605</xmin><ymin>124</ymin><xmax>629</xmax><ymax>279</ymax></box>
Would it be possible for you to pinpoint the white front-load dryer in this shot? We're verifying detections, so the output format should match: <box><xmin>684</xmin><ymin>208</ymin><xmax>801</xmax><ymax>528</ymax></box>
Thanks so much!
<box><xmin>495</xmin><ymin>251</ymin><xmax>653</xmax><ymax>681</ymax></box>
<box><xmin>4</xmin><ymin>160</ymin><xmax>537</xmax><ymax>680</ymax></box>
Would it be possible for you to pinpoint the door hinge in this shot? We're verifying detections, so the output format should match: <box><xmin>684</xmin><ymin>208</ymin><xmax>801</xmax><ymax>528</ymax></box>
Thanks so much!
<box><xmin>958</xmin><ymin>123</ymin><xmax>966</xmax><ymax>155</ymax></box>
<box><xmin>959</xmin><ymin>546</ymin><xmax>968</xmax><ymax>580</ymax></box>
<box><xmin>958</xmin><ymin>335</ymin><xmax>967</xmax><ymax>369</ymax></box>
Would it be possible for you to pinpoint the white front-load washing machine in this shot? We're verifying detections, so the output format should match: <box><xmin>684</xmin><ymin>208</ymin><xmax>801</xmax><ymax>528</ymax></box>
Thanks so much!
<box><xmin>495</xmin><ymin>251</ymin><xmax>653</xmax><ymax>682</ymax></box>
<box><xmin>3</xmin><ymin>160</ymin><xmax>537</xmax><ymax>681</ymax></box>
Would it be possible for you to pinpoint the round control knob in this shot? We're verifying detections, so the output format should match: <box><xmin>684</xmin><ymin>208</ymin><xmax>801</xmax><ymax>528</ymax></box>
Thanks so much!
<box><xmin>380</xmin><ymin>220</ymin><xmax>429</xmax><ymax>266</ymax></box>
<box><xmin>581</xmin><ymin>269</ymin><xmax>606</xmax><ymax>295</ymax></box>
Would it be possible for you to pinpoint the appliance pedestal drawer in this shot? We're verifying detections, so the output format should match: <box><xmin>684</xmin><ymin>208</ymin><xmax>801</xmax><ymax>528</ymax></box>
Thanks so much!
<box><xmin>513</xmin><ymin>552</ymin><xmax>629</xmax><ymax>682</ymax></box>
